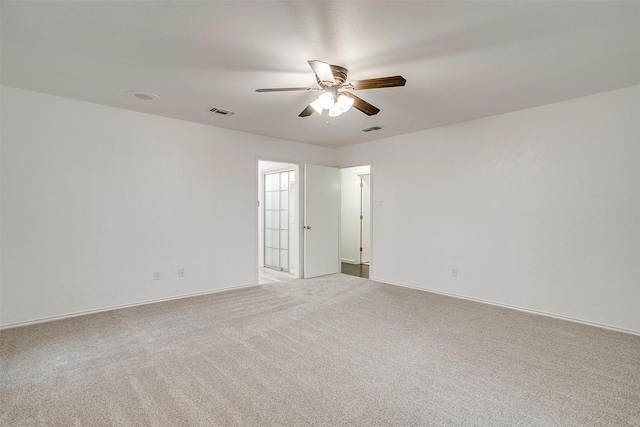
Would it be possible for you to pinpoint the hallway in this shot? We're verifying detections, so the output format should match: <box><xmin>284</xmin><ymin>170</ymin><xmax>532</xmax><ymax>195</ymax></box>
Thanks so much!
<box><xmin>341</xmin><ymin>262</ymin><xmax>369</xmax><ymax>279</ymax></box>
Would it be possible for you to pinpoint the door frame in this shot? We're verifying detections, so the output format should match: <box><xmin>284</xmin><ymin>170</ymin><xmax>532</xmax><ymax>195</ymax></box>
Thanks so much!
<box><xmin>358</xmin><ymin>173</ymin><xmax>371</xmax><ymax>265</ymax></box>
<box><xmin>339</xmin><ymin>162</ymin><xmax>374</xmax><ymax>279</ymax></box>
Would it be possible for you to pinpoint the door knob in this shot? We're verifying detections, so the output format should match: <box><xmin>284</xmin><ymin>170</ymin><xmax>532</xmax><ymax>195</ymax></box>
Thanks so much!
<box><xmin>303</xmin><ymin>225</ymin><xmax>312</xmax><ymax>230</ymax></box>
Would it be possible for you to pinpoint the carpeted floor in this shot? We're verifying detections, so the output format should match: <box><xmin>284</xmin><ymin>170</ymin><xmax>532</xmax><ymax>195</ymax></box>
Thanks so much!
<box><xmin>1</xmin><ymin>274</ymin><xmax>639</xmax><ymax>426</ymax></box>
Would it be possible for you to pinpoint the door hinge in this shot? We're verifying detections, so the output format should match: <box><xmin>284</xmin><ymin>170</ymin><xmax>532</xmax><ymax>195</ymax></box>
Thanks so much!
<box><xmin>360</xmin><ymin>215</ymin><xmax>363</xmax><ymax>220</ymax></box>
<box><xmin>360</xmin><ymin>247</ymin><xmax>363</xmax><ymax>252</ymax></box>
<box><xmin>360</xmin><ymin>183</ymin><xmax>364</xmax><ymax>188</ymax></box>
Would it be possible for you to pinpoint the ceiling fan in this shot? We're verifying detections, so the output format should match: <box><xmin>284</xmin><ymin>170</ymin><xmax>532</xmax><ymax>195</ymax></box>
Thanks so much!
<box><xmin>256</xmin><ymin>60</ymin><xmax>406</xmax><ymax>118</ymax></box>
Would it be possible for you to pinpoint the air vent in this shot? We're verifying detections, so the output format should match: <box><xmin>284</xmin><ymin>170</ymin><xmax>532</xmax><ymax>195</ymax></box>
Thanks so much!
<box><xmin>209</xmin><ymin>107</ymin><xmax>235</xmax><ymax>116</ymax></box>
<box><xmin>362</xmin><ymin>126</ymin><xmax>383</xmax><ymax>133</ymax></box>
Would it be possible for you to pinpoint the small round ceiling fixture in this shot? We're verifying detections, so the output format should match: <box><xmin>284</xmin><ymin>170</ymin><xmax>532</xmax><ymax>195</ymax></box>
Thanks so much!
<box><xmin>125</xmin><ymin>90</ymin><xmax>160</xmax><ymax>101</ymax></box>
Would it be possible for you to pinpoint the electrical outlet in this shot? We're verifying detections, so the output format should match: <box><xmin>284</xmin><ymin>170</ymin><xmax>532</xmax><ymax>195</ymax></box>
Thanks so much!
<box><xmin>179</xmin><ymin>268</ymin><xmax>185</xmax><ymax>278</ymax></box>
<box><xmin>154</xmin><ymin>271</ymin><xmax>160</xmax><ymax>280</ymax></box>
<box><xmin>451</xmin><ymin>268</ymin><xmax>458</xmax><ymax>277</ymax></box>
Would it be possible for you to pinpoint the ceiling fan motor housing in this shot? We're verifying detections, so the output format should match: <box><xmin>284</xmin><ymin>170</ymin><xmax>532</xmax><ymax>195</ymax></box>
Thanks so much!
<box><xmin>316</xmin><ymin>64</ymin><xmax>348</xmax><ymax>87</ymax></box>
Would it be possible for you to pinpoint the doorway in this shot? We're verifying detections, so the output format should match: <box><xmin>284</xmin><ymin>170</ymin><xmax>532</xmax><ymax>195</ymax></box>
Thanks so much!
<box><xmin>258</xmin><ymin>160</ymin><xmax>299</xmax><ymax>284</ymax></box>
<box><xmin>258</xmin><ymin>161</ymin><xmax>364</xmax><ymax>284</ymax></box>
<box><xmin>340</xmin><ymin>165</ymin><xmax>371</xmax><ymax>279</ymax></box>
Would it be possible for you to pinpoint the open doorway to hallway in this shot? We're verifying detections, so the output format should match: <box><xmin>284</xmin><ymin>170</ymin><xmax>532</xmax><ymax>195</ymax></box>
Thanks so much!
<box><xmin>340</xmin><ymin>165</ymin><xmax>371</xmax><ymax>279</ymax></box>
<box><xmin>258</xmin><ymin>160</ymin><xmax>300</xmax><ymax>284</ymax></box>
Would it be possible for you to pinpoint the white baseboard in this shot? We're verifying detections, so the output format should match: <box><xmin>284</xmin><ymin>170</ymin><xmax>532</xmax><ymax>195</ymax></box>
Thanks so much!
<box><xmin>0</xmin><ymin>283</ymin><xmax>258</xmax><ymax>330</ymax></box>
<box><xmin>341</xmin><ymin>258</ymin><xmax>358</xmax><ymax>264</ymax></box>
<box><xmin>6</xmin><ymin>278</ymin><xmax>637</xmax><ymax>337</ymax></box>
<box><xmin>372</xmin><ymin>277</ymin><xmax>640</xmax><ymax>337</ymax></box>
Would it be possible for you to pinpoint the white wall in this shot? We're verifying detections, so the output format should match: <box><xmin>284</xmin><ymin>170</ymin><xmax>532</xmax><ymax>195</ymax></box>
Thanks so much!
<box><xmin>0</xmin><ymin>86</ymin><xmax>336</xmax><ymax>327</ymax></box>
<box><xmin>340</xmin><ymin>165</ymin><xmax>370</xmax><ymax>264</ymax></box>
<box><xmin>3</xmin><ymin>85</ymin><xmax>638</xmax><ymax>334</ymax></box>
<box><xmin>337</xmin><ymin>85</ymin><xmax>640</xmax><ymax>334</ymax></box>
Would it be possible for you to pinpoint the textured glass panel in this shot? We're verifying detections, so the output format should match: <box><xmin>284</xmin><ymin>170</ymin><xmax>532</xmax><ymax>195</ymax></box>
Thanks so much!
<box><xmin>265</xmin><ymin>247</ymin><xmax>272</xmax><ymax>266</ymax></box>
<box><xmin>265</xmin><ymin>210</ymin><xmax>279</xmax><ymax>229</ymax></box>
<box><xmin>264</xmin><ymin>170</ymin><xmax>296</xmax><ymax>271</ymax></box>
<box><xmin>271</xmin><ymin>248</ymin><xmax>280</xmax><ymax>268</ymax></box>
<box><xmin>265</xmin><ymin>173</ymin><xmax>278</xmax><ymax>191</ymax></box>
<box><xmin>265</xmin><ymin>210</ymin><xmax>273</xmax><ymax>230</ymax></box>
<box><xmin>265</xmin><ymin>229</ymin><xmax>279</xmax><ymax>248</ymax></box>
<box><xmin>264</xmin><ymin>229</ymin><xmax>271</xmax><ymax>248</ymax></box>
<box><xmin>272</xmin><ymin>211</ymin><xmax>281</xmax><ymax>229</ymax></box>
<box><xmin>265</xmin><ymin>191</ymin><xmax>279</xmax><ymax>210</ymax></box>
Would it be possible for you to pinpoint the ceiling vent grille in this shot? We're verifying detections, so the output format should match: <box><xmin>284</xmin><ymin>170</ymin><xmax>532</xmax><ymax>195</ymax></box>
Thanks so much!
<box><xmin>362</xmin><ymin>126</ymin><xmax>383</xmax><ymax>133</ymax></box>
<box><xmin>209</xmin><ymin>107</ymin><xmax>235</xmax><ymax>116</ymax></box>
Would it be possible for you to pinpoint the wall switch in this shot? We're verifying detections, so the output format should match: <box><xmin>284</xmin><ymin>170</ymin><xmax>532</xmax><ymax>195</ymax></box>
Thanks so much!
<box><xmin>154</xmin><ymin>271</ymin><xmax>160</xmax><ymax>280</ymax></box>
<box><xmin>179</xmin><ymin>268</ymin><xmax>185</xmax><ymax>278</ymax></box>
<box><xmin>451</xmin><ymin>268</ymin><xmax>458</xmax><ymax>277</ymax></box>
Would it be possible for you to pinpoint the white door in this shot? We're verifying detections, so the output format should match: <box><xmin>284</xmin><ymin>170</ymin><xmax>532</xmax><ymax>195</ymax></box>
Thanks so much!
<box><xmin>304</xmin><ymin>164</ymin><xmax>340</xmax><ymax>278</ymax></box>
<box><xmin>361</xmin><ymin>174</ymin><xmax>371</xmax><ymax>264</ymax></box>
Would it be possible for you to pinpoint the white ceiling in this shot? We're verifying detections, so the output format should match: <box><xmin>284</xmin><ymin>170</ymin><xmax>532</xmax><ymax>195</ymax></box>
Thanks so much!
<box><xmin>2</xmin><ymin>1</ymin><xmax>638</xmax><ymax>148</ymax></box>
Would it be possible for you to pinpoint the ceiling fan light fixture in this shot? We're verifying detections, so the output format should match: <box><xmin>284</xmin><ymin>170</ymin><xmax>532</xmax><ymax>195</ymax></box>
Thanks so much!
<box><xmin>318</xmin><ymin>92</ymin><xmax>335</xmax><ymax>110</ymax></box>
<box><xmin>309</xmin><ymin>99</ymin><xmax>323</xmax><ymax>115</ymax></box>
<box><xmin>337</xmin><ymin>93</ymin><xmax>354</xmax><ymax>112</ymax></box>
<box><xmin>328</xmin><ymin>104</ymin><xmax>344</xmax><ymax>117</ymax></box>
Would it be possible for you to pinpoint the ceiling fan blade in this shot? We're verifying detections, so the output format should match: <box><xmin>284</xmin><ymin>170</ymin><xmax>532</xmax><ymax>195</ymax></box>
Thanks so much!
<box><xmin>298</xmin><ymin>104</ymin><xmax>315</xmax><ymax>117</ymax></box>
<box><xmin>256</xmin><ymin>87</ymin><xmax>320</xmax><ymax>92</ymax></box>
<box><xmin>345</xmin><ymin>76</ymin><xmax>406</xmax><ymax>90</ymax></box>
<box><xmin>344</xmin><ymin>93</ymin><xmax>380</xmax><ymax>116</ymax></box>
<box><xmin>308</xmin><ymin>60</ymin><xmax>335</xmax><ymax>85</ymax></box>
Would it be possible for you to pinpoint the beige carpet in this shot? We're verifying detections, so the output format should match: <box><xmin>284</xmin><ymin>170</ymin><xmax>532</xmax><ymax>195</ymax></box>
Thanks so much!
<box><xmin>1</xmin><ymin>274</ymin><xmax>639</xmax><ymax>426</ymax></box>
